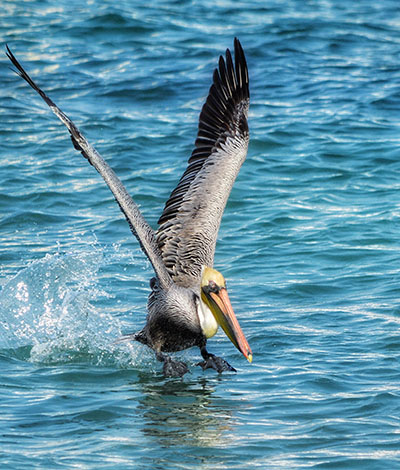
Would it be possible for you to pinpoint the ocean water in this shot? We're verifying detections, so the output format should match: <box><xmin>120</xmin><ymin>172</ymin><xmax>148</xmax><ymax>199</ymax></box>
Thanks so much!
<box><xmin>1</xmin><ymin>0</ymin><xmax>400</xmax><ymax>468</ymax></box>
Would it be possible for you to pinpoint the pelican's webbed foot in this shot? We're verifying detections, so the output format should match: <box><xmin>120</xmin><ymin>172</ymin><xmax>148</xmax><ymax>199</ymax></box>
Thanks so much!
<box><xmin>197</xmin><ymin>347</ymin><xmax>236</xmax><ymax>373</ymax></box>
<box><xmin>156</xmin><ymin>353</ymin><xmax>189</xmax><ymax>378</ymax></box>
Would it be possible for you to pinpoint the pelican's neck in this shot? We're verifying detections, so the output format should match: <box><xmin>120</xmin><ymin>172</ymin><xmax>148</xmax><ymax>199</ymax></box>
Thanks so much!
<box><xmin>197</xmin><ymin>296</ymin><xmax>219</xmax><ymax>339</ymax></box>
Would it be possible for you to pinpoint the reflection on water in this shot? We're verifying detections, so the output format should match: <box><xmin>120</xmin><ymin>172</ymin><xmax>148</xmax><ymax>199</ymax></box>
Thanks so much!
<box><xmin>136</xmin><ymin>373</ymin><xmax>237</xmax><ymax>449</ymax></box>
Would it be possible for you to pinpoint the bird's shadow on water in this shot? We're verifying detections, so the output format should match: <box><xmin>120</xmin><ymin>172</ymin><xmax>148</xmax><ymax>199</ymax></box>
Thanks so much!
<box><xmin>131</xmin><ymin>371</ymin><xmax>241</xmax><ymax>449</ymax></box>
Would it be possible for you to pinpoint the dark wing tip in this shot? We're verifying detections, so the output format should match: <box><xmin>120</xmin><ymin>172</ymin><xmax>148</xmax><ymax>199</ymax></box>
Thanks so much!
<box><xmin>6</xmin><ymin>44</ymin><xmax>20</xmax><ymax>76</ymax></box>
<box><xmin>5</xmin><ymin>43</ymin><xmax>13</xmax><ymax>59</ymax></box>
<box><xmin>196</xmin><ymin>37</ymin><xmax>249</xmax><ymax>147</ymax></box>
<box><xmin>6</xmin><ymin>45</ymin><xmax>56</xmax><ymax>108</ymax></box>
<box><xmin>6</xmin><ymin>44</ymin><xmax>28</xmax><ymax>80</ymax></box>
<box><xmin>6</xmin><ymin>46</ymin><xmax>92</xmax><ymax>164</ymax></box>
<box><xmin>188</xmin><ymin>37</ymin><xmax>250</xmax><ymax>164</ymax></box>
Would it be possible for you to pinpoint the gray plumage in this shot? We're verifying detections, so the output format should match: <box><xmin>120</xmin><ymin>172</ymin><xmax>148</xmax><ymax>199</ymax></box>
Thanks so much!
<box><xmin>157</xmin><ymin>39</ymin><xmax>249</xmax><ymax>287</ymax></box>
<box><xmin>7</xmin><ymin>39</ymin><xmax>250</xmax><ymax>376</ymax></box>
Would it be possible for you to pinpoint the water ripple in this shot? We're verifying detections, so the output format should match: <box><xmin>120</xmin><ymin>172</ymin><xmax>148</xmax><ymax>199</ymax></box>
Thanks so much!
<box><xmin>2</xmin><ymin>1</ymin><xmax>400</xmax><ymax>469</ymax></box>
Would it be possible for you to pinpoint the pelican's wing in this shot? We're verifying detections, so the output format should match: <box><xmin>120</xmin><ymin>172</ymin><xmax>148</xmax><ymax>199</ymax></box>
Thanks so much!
<box><xmin>6</xmin><ymin>46</ymin><xmax>171</xmax><ymax>288</ymax></box>
<box><xmin>156</xmin><ymin>38</ymin><xmax>250</xmax><ymax>287</ymax></box>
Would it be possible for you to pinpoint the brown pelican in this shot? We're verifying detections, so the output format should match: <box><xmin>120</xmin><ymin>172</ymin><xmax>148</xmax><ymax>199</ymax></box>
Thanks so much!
<box><xmin>7</xmin><ymin>38</ymin><xmax>252</xmax><ymax>377</ymax></box>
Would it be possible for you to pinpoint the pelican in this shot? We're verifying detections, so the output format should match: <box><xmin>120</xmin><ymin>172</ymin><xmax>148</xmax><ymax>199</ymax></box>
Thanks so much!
<box><xmin>7</xmin><ymin>38</ymin><xmax>252</xmax><ymax>377</ymax></box>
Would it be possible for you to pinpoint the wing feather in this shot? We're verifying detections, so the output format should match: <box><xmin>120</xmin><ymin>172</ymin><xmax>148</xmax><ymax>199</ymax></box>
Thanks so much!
<box><xmin>156</xmin><ymin>38</ymin><xmax>250</xmax><ymax>287</ymax></box>
<box><xmin>6</xmin><ymin>46</ymin><xmax>171</xmax><ymax>288</ymax></box>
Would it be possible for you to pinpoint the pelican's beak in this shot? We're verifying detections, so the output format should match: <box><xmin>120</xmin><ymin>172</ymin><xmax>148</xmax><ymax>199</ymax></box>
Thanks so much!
<box><xmin>202</xmin><ymin>286</ymin><xmax>252</xmax><ymax>363</ymax></box>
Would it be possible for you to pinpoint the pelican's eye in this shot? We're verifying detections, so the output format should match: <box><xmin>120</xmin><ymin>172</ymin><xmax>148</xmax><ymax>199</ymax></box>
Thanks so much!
<box><xmin>208</xmin><ymin>280</ymin><xmax>220</xmax><ymax>294</ymax></box>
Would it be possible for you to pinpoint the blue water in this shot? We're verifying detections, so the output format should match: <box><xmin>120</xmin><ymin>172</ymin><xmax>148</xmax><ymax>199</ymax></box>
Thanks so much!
<box><xmin>1</xmin><ymin>1</ymin><xmax>400</xmax><ymax>468</ymax></box>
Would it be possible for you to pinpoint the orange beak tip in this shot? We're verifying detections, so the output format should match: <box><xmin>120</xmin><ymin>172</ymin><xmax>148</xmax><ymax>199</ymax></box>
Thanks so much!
<box><xmin>247</xmin><ymin>353</ymin><xmax>253</xmax><ymax>363</ymax></box>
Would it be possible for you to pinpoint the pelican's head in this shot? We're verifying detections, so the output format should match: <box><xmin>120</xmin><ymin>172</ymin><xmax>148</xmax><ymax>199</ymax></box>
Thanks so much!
<box><xmin>201</xmin><ymin>266</ymin><xmax>252</xmax><ymax>363</ymax></box>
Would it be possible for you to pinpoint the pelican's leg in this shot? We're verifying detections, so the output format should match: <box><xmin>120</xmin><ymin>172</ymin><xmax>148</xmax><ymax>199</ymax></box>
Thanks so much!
<box><xmin>156</xmin><ymin>352</ymin><xmax>189</xmax><ymax>378</ymax></box>
<box><xmin>197</xmin><ymin>345</ymin><xmax>237</xmax><ymax>373</ymax></box>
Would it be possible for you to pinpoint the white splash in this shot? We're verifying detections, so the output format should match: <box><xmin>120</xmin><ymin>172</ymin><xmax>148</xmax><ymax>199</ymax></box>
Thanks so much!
<box><xmin>0</xmin><ymin>248</ymin><xmax>148</xmax><ymax>368</ymax></box>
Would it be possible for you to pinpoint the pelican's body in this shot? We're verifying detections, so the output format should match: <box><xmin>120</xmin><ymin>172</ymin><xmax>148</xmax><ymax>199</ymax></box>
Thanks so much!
<box><xmin>7</xmin><ymin>39</ymin><xmax>252</xmax><ymax>376</ymax></box>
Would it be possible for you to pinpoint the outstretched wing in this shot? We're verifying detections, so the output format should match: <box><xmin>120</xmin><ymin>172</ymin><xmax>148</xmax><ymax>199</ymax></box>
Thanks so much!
<box><xmin>156</xmin><ymin>38</ymin><xmax>250</xmax><ymax>287</ymax></box>
<box><xmin>6</xmin><ymin>46</ymin><xmax>171</xmax><ymax>288</ymax></box>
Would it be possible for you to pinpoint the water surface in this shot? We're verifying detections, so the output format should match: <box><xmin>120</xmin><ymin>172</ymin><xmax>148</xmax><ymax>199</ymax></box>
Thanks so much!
<box><xmin>1</xmin><ymin>1</ymin><xmax>400</xmax><ymax>468</ymax></box>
